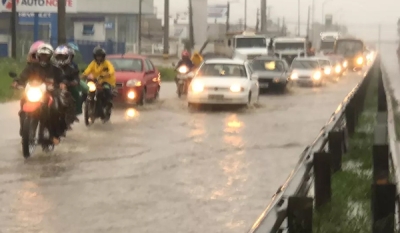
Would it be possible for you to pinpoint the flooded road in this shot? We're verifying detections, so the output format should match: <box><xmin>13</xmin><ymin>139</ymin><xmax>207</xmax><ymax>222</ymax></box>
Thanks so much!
<box><xmin>0</xmin><ymin>74</ymin><xmax>362</xmax><ymax>233</ymax></box>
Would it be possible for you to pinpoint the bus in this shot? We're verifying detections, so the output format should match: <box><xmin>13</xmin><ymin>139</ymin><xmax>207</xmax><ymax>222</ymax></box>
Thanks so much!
<box><xmin>333</xmin><ymin>38</ymin><xmax>366</xmax><ymax>71</ymax></box>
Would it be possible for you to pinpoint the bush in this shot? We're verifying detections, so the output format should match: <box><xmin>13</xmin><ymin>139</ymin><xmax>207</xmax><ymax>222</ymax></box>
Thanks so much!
<box><xmin>0</xmin><ymin>58</ymin><xmax>25</xmax><ymax>102</ymax></box>
<box><xmin>158</xmin><ymin>67</ymin><xmax>176</xmax><ymax>81</ymax></box>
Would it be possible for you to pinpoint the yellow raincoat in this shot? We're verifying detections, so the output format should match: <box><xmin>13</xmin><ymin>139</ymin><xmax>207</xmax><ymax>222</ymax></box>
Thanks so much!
<box><xmin>191</xmin><ymin>52</ymin><xmax>204</xmax><ymax>68</ymax></box>
<box><xmin>82</xmin><ymin>60</ymin><xmax>116</xmax><ymax>87</ymax></box>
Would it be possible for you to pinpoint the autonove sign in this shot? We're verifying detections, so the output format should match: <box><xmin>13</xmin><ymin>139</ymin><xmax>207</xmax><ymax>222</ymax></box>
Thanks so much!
<box><xmin>1</xmin><ymin>0</ymin><xmax>77</xmax><ymax>13</ymax></box>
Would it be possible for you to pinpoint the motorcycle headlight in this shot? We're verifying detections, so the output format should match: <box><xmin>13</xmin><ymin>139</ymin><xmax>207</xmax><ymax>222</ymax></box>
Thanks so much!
<box><xmin>191</xmin><ymin>81</ymin><xmax>204</xmax><ymax>93</ymax></box>
<box><xmin>87</xmin><ymin>81</ymin><xmax>96</xmax><ymax>92</ymax></box>
<box><xmin>178</xmin><ymin>66</ymin><xmax>188</xmax><ymax>73</ymax></box>
<box><xmin>335</xmin><ymin>65</ymin><xmax>341</xmax><ymax>73</ymax></box>
<box><xmin>26</xmin><ymin>88</ymin><xmax>43</xmax><ymax>102</ymax></box>
<box><xmin>313</xmin><ymin>71</ymin><xmax>321</xmax><ymax>80</ymax></box>
<box><xmin>356</xmin><ymin>57</ymin><xmax>363</xmax><ymax>64</ymax></box>
<box><xmin>126</xmin><ymin>79</ymin><xmax>142</xmax><ymax>87</ymax></box>
<box><xmin>290</xmin><ymin>72</ymin><xmax>298</xmax><ymax>80</ymax></box>
<box><xmin>230</xmin><ymin>84</ymin><xmax>242</xmax><ymax>92</ymax></box>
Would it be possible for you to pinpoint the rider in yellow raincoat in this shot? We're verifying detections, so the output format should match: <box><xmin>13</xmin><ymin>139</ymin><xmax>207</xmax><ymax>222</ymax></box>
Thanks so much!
<box><xmin>191</xmin><ymin>51</ymin><xmax>204</xmax><ymax>68</ymax></box>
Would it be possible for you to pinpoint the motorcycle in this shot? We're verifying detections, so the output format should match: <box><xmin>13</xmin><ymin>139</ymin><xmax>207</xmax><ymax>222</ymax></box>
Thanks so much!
<box><xmin>83</xmin><ymin>77</ymin><xmax>112</xmax><ymax>126</ymax></box>
<box><xmin>176</xmin><ymin>65</ymin><xmax>194</xmax><ymax>98</ymax></box>
<box><xmin>9</xmin><ymin>72</ymin><xmax>58</xmax><ymax>158</ymax></box>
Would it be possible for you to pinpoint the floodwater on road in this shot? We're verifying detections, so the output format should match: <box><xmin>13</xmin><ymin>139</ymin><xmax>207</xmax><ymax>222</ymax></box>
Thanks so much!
<box><xmin>0</xmin><ymin>74</ymin><xmax>362</xmax><ymax>233</ymax></box>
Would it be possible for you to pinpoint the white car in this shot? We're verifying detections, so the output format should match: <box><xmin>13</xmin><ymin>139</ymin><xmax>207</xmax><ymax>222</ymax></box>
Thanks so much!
<box><xmin>187</xmin><ymin>58</ymin><xmax>260</xmax><ymax>107</ymax></box>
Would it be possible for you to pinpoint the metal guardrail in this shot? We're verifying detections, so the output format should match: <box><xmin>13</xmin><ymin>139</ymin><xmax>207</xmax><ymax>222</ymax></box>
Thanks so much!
<box><xmin>247</xmin><ymin>55</ymin><xmax>379</xmax><ymax>233</ymax></box>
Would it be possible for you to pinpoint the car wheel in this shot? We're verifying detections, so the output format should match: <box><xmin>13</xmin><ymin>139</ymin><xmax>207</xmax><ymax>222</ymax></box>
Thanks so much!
<box><xmin>138</xmin><ymin>87</ymin><xmax>146</xmax><ymax>106</ymax></box>
<box><xmin>154</xmin><ymin>85</ymin><xmax>160</xmax><ymax>100</ymax></box>
<box><xmin>247</xmin><ymin>92</ymin><xmax>252</xmax><ymax>107</ymax></box>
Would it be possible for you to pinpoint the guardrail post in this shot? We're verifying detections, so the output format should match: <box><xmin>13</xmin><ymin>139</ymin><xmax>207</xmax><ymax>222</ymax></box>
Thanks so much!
<box><xmin>287</xmin><ymin>196</ymin><xmax>313</xmax><ymax>233</ymax></box>
<box><xmin>373</xmin><ymin>124</ymin><xmax>389</xmax><ymax>183</ymax></box>
<box><xmin>313</xmin><ymin>152</ymin><xmax>331</xmax><ymax>207</ymax></box>
<box><xmin>345</xmin><ymin>100</ymin><xmax>356</xmax><ymax>136</ymax></box>
<box><xmin>372</xmin><ymin>183</ymin><xmax>396</xmax><ymax>233</ymax></box>
<box><xmin>328</xmin><ymin>131</ymin><xmax>344</xmax><ymax>172</ymax></box>
<box><xmin>377</xmin><ymin>69</ymin><xmax>387</xmax><ymax>112</ymax></box>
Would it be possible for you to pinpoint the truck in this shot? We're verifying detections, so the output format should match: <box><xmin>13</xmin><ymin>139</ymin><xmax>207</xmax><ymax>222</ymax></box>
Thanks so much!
<box><xmin>273</xmin><ymin>37</ymin><xmax>307</xmax><ymax>65</ymax></box>
<box><xmin>319</xmin><ymin>31</ymin><xmax>340</xmax><ymax>55</ymax></box>
<box><xmin>211</xmin><ymin>31</ymin><xmax>269</xmax><ymax>60</ymax></box>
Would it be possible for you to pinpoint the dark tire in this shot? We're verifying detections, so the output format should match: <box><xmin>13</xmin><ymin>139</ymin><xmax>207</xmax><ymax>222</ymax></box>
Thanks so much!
<box><xmin>138</xmin><ymin>88</ymin><xmax>147</xmax><ymax>106</ymax></box>
<box><xmin>22</xmin><ymin>116</ymin><xmax>38</xmax><ymax>158</ymax></box>
<box><xmin>84</xmin><ymin>101</ymin><xmax>95</xmax><ymax>126</ymax></box>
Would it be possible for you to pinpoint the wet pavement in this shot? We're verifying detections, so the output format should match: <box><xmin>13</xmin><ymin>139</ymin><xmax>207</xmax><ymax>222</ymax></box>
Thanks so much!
<box><xmin>0</xmin><ymin>74</ymin><xmax>363</xmax><ymax>233</ymax></box>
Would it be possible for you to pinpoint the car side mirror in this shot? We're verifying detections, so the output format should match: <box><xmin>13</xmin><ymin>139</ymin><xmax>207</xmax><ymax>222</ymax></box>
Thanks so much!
<box><xmin>251</xmin><ymin>74</ymin><xmax>258</xmax><ymax>80</ymax></box>
<box><xmin>8</xmin><ymin>71</ymin><xmax>17</xmax><ymax>78</ymax></box>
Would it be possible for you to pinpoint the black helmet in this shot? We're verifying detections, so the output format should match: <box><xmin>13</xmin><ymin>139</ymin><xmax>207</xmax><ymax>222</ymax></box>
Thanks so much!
<box><xmin>93</xmin><ymin>46</ymin><xmax>106</xmax><ymax>56</ymax></box>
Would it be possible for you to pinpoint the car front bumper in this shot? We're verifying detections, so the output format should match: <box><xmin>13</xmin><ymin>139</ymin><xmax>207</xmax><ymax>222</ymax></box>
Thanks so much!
<box><xmin>258</xmin><ymin>78</ymin><xmax>288</xmax><ymax>89</ymax></box>
<box><xmin>114</xmin><ymin>86</ymin><xmax>143</xmax><ymax>103</ymax></box>
<box><xmin>188</xmin><ymin>91</ymin><xmax>249</xmax><ymax>104</ymax></box>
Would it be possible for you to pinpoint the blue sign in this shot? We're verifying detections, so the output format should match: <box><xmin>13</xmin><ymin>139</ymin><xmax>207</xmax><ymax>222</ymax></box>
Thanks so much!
<box><xmin>18</xmin><ymin>12</ymin><xmax>55</xmax><ymax>24</ymax></box>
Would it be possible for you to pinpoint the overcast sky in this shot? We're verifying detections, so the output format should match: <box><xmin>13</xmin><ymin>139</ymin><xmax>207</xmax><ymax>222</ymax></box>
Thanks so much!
<box><xmin>153</xmin><ymin>0</ymin><xmax>399</xmax><ymax>40</ymax></box>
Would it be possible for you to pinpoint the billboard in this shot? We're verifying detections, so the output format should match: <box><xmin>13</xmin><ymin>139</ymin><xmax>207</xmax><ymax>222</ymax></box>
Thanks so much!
<box><xmin>208</xmin><ymin>4</ymin><xmax>227</xmax><ymax>18</ymax></box>
<box><xmin>1</xmin><ymin>0</ymin><xmax>77</xmax><ymax>13</ymax></box>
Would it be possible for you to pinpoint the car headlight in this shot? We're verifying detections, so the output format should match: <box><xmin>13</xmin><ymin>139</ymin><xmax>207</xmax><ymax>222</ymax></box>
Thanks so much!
<box><xmin>87</xmin><ymin>81</ymin><xmax>96</xmax><ymax>92</ymax></box>
<box><xmin>335</xmin><ymin>65</ymin><xmax>341</xmax><ymax>73</ymax></box>
<box><xmin>230</xmin><ymin>84</ymin><xmax>242</xmax><ymax>92</ymax></box>
<box><xmin>343</xmin><ymin>61</ymin><xmax>348</xmax><ymax>68</ymax></box>
<box><xmin>290</xmin><ymin>73</ymin><xmax>298</xmax><ymax>80</ymax></box>
<box><xmin>126</xmin><ymin>79</ymin><xmax>142</xmax><ymax>87</ymax></box>
<box><xmin>313</xmin><ymin>71</ymin><xmax>321</xmax><ymax>80</ymax></box>
<box><xmin>26</xmin><ymin>87</ymin><xmax>43</xmax><ymax>102</ymax></box>
<box><xmin>178</xmin><ymin>66</ymin><xmax>188</xmax><ymax>73</ymax></box>
<box><xmin>191</xmin><ymin>81</ymin><xmax>204</xmax><ymax>93</ymax></box>
<box><xmin>356</xmin><ymin>57</ymin><xmax>363</xmax><ymax>65</ymax></box>
<box><xmin>324</xmin><ymin>68</ymin><xmax>331</xmax><ymax>75</ymax></box>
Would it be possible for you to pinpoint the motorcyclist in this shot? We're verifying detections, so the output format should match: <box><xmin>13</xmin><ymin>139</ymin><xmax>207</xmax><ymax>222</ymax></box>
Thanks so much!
<box><xmin>191</xmin><ymin>51</ymin><xmax>203</xmax><ymax>69</ymax></box>
<box><xmin>174</xmin><ymin>50</ymin><xmax>194</xmax><ymax>92</ymax></box>
<box><xmin>53</xmin><ymin>45</ymin><xmax>81</xmax><ymax>130</ymax></box>
<box><xmin>80</xmin><ymin>46</ymin><xmax>116</xmax><ymax>119</ymax></box>
<box><xmin>12</xmin><ymin>43</ymin><xmax>65</xmax><ymax>145</ymax></box>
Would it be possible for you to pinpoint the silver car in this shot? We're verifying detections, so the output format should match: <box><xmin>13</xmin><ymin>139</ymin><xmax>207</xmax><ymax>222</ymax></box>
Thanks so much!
<box><xmin>289</xmin><ymin>57</ymin><xmax>326</xmax><ymax>87</ymax></box>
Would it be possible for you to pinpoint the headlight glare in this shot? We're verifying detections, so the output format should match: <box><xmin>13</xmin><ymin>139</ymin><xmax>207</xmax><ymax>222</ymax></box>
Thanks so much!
<box><xmin>335</xmin><ymin>65</ymin><xmax>341</xmax><ymax>73</ymax></box>
<box><xmin>191</xmin><ymin>81</ymin><xmax>204</xmax><ymax>93</ymax></box>
<box><xmin>230</xmin><ymin>84</ymin><xmax>242</xmax><ymax>92</ymax></box>
<box><xmin>313</xmin><ymin>71</ymin><xmax>321</xmax><ymax>80</ymax></box>
<box><xmin>126</xmin><ymin>79</ymin><xmax>141</xmax><ymax>87</ymax></box>
<box><xmin>26</xmin><ymin>88</ymin><xmax>43</xmax><ymax>102</ymax></box>
<box><xmin>87</xmin><ymin>81</ymin><xmax>96</xmax><ymax>92</ymax></box>
<box><xmin>290</xmin><ymin>73</ymin><xmax>298</xmax><ymax>80</ymax></box>
<box><xmin>178</xmin><ymin>66</ymin><xmax>188</xmax><ymax>73</ymax></box>
<box><xmin>356</xmin><ymin>57</ymin><xmax>363</xmax><ymax>64</ymax></box>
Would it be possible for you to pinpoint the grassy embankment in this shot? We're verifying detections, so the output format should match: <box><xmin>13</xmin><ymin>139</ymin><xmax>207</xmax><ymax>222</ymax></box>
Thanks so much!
<box><xmin>0</xmin><ymin>58</ymin><xmax>25</xmax><ymax>102</ymax></box>
<box><xmin>313</xmin><ymin>72</ymin><xmax>378</xmax><ymax>232</ymax></box>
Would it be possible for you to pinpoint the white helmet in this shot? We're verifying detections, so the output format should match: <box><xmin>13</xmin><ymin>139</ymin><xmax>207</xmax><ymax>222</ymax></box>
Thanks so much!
<box><xmin>36</xmin><ymin>43</ymin><xmax>54</xmax><ymax>66</ymax></box>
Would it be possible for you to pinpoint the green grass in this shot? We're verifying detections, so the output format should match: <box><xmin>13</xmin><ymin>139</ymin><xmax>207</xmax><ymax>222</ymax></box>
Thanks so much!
<box><xmin>158</xmin><ymin>66</ymin><xmax>176</xmax><ymax>81</ymax></box>
<box><xmin>0</xmin><ymin>58</ymin><xmax>25</xmax><ymax>102</ymax></box>
<box><xmin>313</xmin><ymin>75</ymin><xmax>378</xmax><ymax>233</ymax></box>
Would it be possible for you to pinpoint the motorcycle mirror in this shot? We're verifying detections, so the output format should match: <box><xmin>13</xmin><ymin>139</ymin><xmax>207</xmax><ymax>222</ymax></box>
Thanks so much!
<box><xmin>8</xmin><ymin>71</ymin><xmax>17</xmax><ymax>78</ymax></box>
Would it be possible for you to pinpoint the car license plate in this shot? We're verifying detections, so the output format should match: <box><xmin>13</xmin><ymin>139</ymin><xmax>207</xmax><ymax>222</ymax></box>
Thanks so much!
<box><xmin>260</xmin><ymin>83</ymin><xmax>269</xmax><ymax>88</ymax></box>
<box><xmin>208</xmin><ymin>94</ymin><xmax>224</xmax><ymax>100</ymax></box>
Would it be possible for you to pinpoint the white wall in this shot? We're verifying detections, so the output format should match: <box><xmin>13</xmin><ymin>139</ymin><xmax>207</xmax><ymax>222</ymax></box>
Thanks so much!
<box><xmin>73</xmin><ymin>22</ymin><xmax>105</xmax><ymax>41</ymax></box>
<box><xmin>77</xmin><ymin>0</ymin><xmax>153</xmax><ymax>14</ymax></box>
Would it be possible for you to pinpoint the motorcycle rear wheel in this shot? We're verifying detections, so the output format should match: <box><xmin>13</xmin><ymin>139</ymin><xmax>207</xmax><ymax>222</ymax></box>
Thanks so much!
<box><xmin>84</xmin><ymin>101</ymin><xmax>95</xmax><ymax>126</ymax></box>
<box><xmin>22</xmin><ymin>116</ymin><xmax>38</xmax><ymax>158</ymax></box>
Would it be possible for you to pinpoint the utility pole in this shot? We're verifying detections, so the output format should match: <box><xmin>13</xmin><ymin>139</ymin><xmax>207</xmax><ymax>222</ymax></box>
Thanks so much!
<box><xmin>378</xmin><ymin>24</ymin><xmax>381</xmax><ymax>50</ymax></box>
<box><xmin>163</xmin><ymin>0</ymin><xmax>169</xmax><ymax>58</ymax></box>
<box><xmin>260</xmin><ymin>0</ymin><xmax>266</xmax><ymax>33</ymax></box>
<box><xmin>311</xmin><ymin>0</ymin><xmax>315</xmax><ymax>39</ymax></box>
<box><xmin>188</xmin><ymin>0</ymin><xmax>194</xmax><ymax>50</ymax></box>
<box><xmin>10</xmin><ymin>0</ymin><xmax>16</xmax><ymax>59</ymax></box>
<box><xmin>297</xmin><ymin>0</ymin><xmax>300</xmax><ymax>36</ymax></box>
<box><xmin>57</xmin><ymin>0</ymin><xmax>66</xmax><ymax>44</ymax></box>
<box><xmin>306</xmin><ymin>6</ymin><xmax>310</xmax><ymax>38</ymax></box>
<box><xmin>244</xmin><ymin>0</ymin><xmax>247</xmax><ymax>30</ymax></box>
<box><xmin>226</xmin><ymin>2</ymin><xmax>230</xmax><ymax>33</ymax></box>
<box><xmin>255</xmin><ymin>8</ymin><xmax>260</xmax><ymax>33</ymax></box>
<box><xmin>138</xmin><ymin>0</ymin><xmax>142</xmax><ymax>54</ymax></box>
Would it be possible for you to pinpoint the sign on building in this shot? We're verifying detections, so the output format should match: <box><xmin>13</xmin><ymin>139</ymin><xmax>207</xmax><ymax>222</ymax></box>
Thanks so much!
<box><xmin>1</xmin><ymin>0</ymin><xmax>77</xmax><ymax>13</ymax></box>
<box><xmin>208</xmin><ymin>4</ymin><xmax>227</xmax><ymax>19</ymax></box>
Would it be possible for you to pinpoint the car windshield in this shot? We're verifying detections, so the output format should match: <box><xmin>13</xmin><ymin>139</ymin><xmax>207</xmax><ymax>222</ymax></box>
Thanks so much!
<box><xmin>274</xmin><ymin>42</ymin><xmax>304</xmax><ymax>50</ymax></box>
<box><xmin>251</xmin><ymin>59</ymin><xmax>285</xmax><ymax>72</ymax></box>
<box><xmin>320</xmin><ymin>41</ymin><xmax>335</xmax><ymax>50</ymax></box>
<box><xmin>235</xmin><ymin>37</ymin><xmax>266</xmax><ymax>48</ymax></box>
<box><xmin>108</xmin><ymin>58</ymin><xmax>142</xmax><ymax>72</ymax></box>
<box><xmin>291</xmin><ymin>60</ymin><xmax>319</xmax><ymax>69</ymax></box>
<box><xmin>335</xmin><ymin>40</ymin><xmax>364</xmax><ymax>56</ymax></box>
<box><xmin>198</xmin><ymin>63</ymin><xmax>247</xmax><ymax>77</ymax></box>
<box><xmin>319</xmin><ymin>60</ymin><xmax>330</xmax><ymax>66</ymax></box>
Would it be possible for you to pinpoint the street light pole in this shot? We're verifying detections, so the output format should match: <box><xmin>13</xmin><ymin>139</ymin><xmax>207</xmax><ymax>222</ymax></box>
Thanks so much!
<box><xmin>244</xmin><ymin>0</ymin><xmax>247</xmax><ymax>30</ymax></box>
<box><xmin>138</xmin><ymin>0</ymin><xmax>142</xmax><ymax>54</ymax></box>
<box><xmin>297</xmin><ymin>0</ymin><xmax>300</xmax><ymax>36</ymax></box>
<box><xmin>57</xmin><ymin>0</ymin><xmax>66</xmax><ymax>44</ymax></box>
<box><xmin>163</xmin><ymin>0</ymin><xmax>169</xmax><ymax>58</ymax></box>
<box><xmin>10</xmin><ymin>0</ymin><xmax>16</xmax><ymax>59</ymax></box>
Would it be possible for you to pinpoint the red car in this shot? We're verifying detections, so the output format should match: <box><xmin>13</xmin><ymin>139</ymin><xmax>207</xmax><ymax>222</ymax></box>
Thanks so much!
<box><xmin>108</xmin><ymin>54</ymin><xmax>161</xmax><ymax>105</ymax></box>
